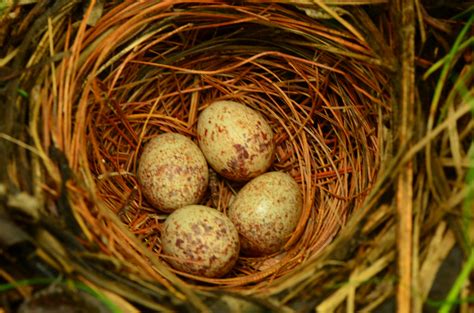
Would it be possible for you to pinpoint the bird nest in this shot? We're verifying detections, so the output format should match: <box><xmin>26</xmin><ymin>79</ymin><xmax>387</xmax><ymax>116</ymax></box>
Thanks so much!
<box><xmin>16</xmin><ymin>0</ymin><xmax>474</xmax><ymax>311</ymax></box>
<box><xmin>35</xmin><ymin>1</ymin><xmax>387</xmax><ymax>289</ymax></box>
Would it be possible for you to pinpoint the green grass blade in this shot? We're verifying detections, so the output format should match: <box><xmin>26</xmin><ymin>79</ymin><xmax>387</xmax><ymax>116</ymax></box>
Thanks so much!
<box><xmin>438</xmin><ymin>249</ymin><xmax>474</xmax><ymax>313</ymax></box>
<box><xmin>427</xmin><ymin>14</ymin><xmax>474</xmax><ymax>128</ymax></box>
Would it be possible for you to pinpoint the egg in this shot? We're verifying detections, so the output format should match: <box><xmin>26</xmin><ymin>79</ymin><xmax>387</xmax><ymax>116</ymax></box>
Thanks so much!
<box><xmin>197</xmin><ymin>100</ymin><xmax>274</xmax><ymax>181</ymax></box>
<box><xmin>161</xmin><ymin>205</ymin><xmax>240</xmax><ymax>277</ymax></box>
<box><xmin>137</xmin><ymin>133</ymin><xmax>208</xmax><ymax>212</ymax></box>
<box><xmin>228</xmin><ymin>171</ymin><xmax>302</xmax><ymax>256</ymax></box>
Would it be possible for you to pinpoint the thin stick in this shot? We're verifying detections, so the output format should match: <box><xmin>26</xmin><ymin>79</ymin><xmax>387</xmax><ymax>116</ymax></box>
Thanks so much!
<box><xmin>395</xmin><ymin>0</ymin><xmax>415</xmax><ymax>312</ymax></box>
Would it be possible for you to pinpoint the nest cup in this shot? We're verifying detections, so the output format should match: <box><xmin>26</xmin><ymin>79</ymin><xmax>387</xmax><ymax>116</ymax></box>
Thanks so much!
<box><xmin>39</xmin><ymin>2</ymin><xmax>389</xmax><ymax>290</ymax></box>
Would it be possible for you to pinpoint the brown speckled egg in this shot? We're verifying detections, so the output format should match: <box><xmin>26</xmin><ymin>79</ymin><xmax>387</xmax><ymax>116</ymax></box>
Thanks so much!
<box><xmin>161</xmin><ymin>205</ymin><xmax>240</xmax><ymax>277</ymax></box>
<box><xmin>197</xmin><ymin>100</ymin><xmax>274</xmax><ymax>181</ymax></box>
<box><xmin>137</xmin><ymin>133</ymin><xmax>208</xmax><ymax>212</ymax></box>
<box><xmin>228</xmin><ymin>171</ymin><xmax>302</xmax><ymax>256</ymax></box>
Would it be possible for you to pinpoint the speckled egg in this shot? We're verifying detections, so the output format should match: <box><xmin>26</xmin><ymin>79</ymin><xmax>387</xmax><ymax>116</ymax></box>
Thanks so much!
<box><xmin>228</xmin><ymin>171</ymin><xmax>302</xmax><ymax>256</ymax></box>
<box><xmin>161</xmin><ymin>205</ymin><xmax>240</xmax><ymax>278</ymax></box>
<box><xmin>197</xmin><ymin>100</ymin><xmax>274</xmax><ymax>181</ymax></box>
<box><xmin>137</xmin><ymin>133</ymin><xmax>208</xmax><ymax>212</ymax></box>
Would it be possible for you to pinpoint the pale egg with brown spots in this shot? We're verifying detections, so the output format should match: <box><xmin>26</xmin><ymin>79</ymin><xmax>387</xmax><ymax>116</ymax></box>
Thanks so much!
<box><xmin>137</xmin><ymin>133</ymin><xmax>208</xmax><ymax>212</ymax></box>
<box><xmin>228</xmin><ymin>171</ymin><xmax>302</xmax><ymax>256</ymax></box>
<box><xmin>161</xmin><ymin>205</ymin><xmax>240</xmax><ymax>278</ymax></box>
<box><xmin>197</xmin><ymin>100</ymin><xmax>274</xmax><ymax>181</ymax></box>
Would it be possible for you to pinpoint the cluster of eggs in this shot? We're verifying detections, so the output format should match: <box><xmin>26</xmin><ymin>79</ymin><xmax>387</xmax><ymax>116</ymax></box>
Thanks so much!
<box><xmin>137</xmin><ymin>101</ymin><xmax>303</xmax><ymax>278</ymax></box>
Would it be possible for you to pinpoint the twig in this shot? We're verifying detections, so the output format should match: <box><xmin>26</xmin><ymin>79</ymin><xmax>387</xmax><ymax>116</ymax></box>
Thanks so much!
<box><xmin>395</xmin><ymin>0</ymin><xmax>416</xmax><ymax>312</ymax></box>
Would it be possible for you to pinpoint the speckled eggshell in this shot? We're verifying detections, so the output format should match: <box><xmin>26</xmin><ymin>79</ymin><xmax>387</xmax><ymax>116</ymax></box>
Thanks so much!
<box><xmin>197</xmin><ymin>100</ymin><xmax>274</xmax><ymax>181</ymax></box>
<box><xmin>228</xmin><ymin>171</ymin><xmax>302</xmax><ymax>256</ymax></box>
<box><xmin>161</xmin><ymin>205</ymin><xmax>240</xmax><ymax>278</ymax></box>
<box><xmin>137</xmin><ymin>133</ymin><xmax>208</xmax><ymax>212</ymax></box>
